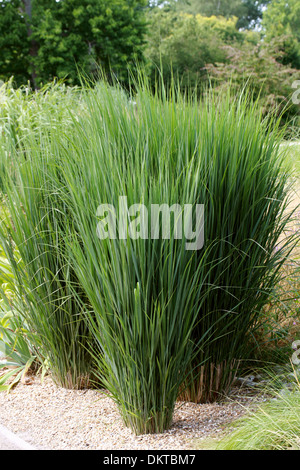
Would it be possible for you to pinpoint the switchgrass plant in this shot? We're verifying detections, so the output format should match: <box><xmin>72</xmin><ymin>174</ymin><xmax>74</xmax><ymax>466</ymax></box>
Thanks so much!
<box><xmin>48</xmin><ymin>77</ymin><xmax>296</xmax><ymax>430</ymax></box>
<box><xmin>50</xmin><ymin>83</ymin><xmax>216</xmax><ymax>433</ymax></box>
<box><xmin>0</xmin><ymin>116</ymin><xmax>94</xmax><ymax>389</ymax></box>
<box><xmin>0</xmin><ymin>74</ymin><xmax>297</xmax><ymax>433</ymax></box>
<box><xmin>178</xmin><ymin>89</ymin><xmax>298</xmax><ymax>402</ymax></box>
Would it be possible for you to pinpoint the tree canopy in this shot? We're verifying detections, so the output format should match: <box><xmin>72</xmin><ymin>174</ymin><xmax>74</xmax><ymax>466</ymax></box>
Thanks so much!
<box><xmin>262</xmin><ymin>0</ymin><xmax>300</xmax><ymax>68</ymax></box>
<box><xmin>0</xmin><ymin>0</ymin><xmax>148</xmax><ymax>87</ymax></box>
<box><xmin>172</xmin><ymin>0</ymin><xmax>271</xmax><ymax>29</ymax></box>
<box><xmin>0</xmin><ymin>0</ymin><xmax>299</xmax><ymax>123</ymax></box>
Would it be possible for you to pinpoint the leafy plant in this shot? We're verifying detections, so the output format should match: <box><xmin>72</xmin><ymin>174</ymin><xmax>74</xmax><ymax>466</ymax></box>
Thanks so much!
<box><xmin>205</xmin><ymin>38</ymin><xmax>300</xmax><ymax>126</ymax></box>
<box><xmin>0</xmin><ymin>234</ymin><xmax>41</xmax><ymax>392</ymax></box>
<box><xmin>47</xmin><ymin>80</ymin><xmax>216</xmax><ymax>433</ymax></box>
<box><xmin>0</xmin><ymin>0</ymin><xmax>148</xmax><ymax>87</ymax></box>
<box><xmin>0</xmin><ymin>309</ymin><xmax>39</xmax><ymax>392</ymax></box>
<box><xmin>0</xmin><ymin>75</ymin><xmax>297</xmax><ymax>434</ymax></box>
<box><xmin>0</xmin><ymin>84</ymin><xmax>94</xmax><ymax>389</ymax></box>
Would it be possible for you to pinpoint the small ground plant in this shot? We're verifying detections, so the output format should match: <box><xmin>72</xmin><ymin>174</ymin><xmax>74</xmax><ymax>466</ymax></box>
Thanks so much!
<box><xmin>198</xmin><ymin>365</ymin><xmax>300</xmax><ymax>450</ymax></box>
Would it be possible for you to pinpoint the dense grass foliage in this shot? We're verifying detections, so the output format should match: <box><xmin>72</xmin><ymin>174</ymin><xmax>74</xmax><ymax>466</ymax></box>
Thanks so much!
<box><xmin>0</xmin><ymin>79</ymin><xmax>297</xmax><ymax>434</ymax></box>
<box><xmin>0</xmin><ymin>80</ymin><xmax>84</xmax><ymax>189</ymax></box>
<box><xmin>0</xmin><ymin>155</ymin><xmax>94</xmax><ymax>388</ymax></box>
<box><xmin>41</xmin><ymin>83</ymin><xmax>214</xmax><ymax>433</ymax></box>
<box><xmin>0</xmin><ymin>82</ymin><xmax>93</xmax><ymax>389</ymax></box>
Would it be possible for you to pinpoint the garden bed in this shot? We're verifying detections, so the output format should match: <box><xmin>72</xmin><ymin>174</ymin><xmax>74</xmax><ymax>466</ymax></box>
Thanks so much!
<box><xmin>0</xmin><ymin>374</ymin><xmax>262</xmax><ymax>450</ymax></box>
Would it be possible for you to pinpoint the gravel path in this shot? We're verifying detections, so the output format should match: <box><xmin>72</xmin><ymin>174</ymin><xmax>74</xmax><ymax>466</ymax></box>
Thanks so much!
<box><xmin>0</xmin><ymin>374</ymin><xmax>261</xmax><ymax>450</ymax></box>
<box><xmin>0</xmin><ymin>430</ymin><xmax>22</xmax><ymax>450</ymax></box>
<box><xmin>0</xmin><ymin>423</ymin><xmax>36</xmax><ymax>450</ymax></box>
<box><xmin>0</xmin><ymin>434</ymin><xmax>21</xmax><ymax>450</ymax></box>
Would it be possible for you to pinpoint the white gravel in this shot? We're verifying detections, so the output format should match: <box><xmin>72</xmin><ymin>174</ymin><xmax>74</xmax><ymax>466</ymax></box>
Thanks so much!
<box><xmin>0</xmin><ymin>373</ymin><xmax>261</xmax><ymax>450</ymax></box>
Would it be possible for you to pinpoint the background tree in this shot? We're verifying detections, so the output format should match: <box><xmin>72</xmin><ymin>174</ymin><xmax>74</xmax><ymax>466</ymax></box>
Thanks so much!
<box><xmin>262</xmin><ymin>0</ymin><xmax>300</xmax><ymax>69</ymax></box>
<box><xmin>0</xmin><ymin>1</ymin><xmax>30</xmax><ymax>86</ymax></box>
<box><xmin>0</xmin><ymin>0</ymin><xmax>148</xmax><ymax>87</ymax></box>
<box><xmin>205</xmin><ymin>38</ymin><xmax>300</xmax><ymax>128</ymax></box>
<box><xmin>145</xmin><ymin>8</ymin><xmax>248</xmax><ymax>89</ymax></box>
<box><xmin>174</xmin><ymin>0</ymin><xmax>271</xmax><ymax>29</ymax></box>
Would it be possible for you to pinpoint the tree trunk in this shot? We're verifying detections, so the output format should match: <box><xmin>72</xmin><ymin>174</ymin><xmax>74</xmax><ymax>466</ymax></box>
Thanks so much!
<box><xmin>21</xmin><ymin>0</ymin><xmax>38</xmax><ymax>88</ymax></box>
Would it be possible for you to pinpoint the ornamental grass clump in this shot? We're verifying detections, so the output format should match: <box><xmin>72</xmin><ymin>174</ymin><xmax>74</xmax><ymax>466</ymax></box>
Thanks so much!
<box><xmin>0</xmin><ymin>76</ymin><xmax>296</xmax><ymax>433</ymax></box>
<box><xmin>52</xmin><ymin>82</ymin><xmax>214</xmax><ymax>434</ymax></box>
<box><xmin>180</xmin><ymin>91</ymin><xmax>297</xmax><ymax>403</ymax></box>
<box><xmin>0</xmin><ymin>88</ymin><xmax>93</xmax><ymax>389</ymax></box>
<box><xmin>53</xmin><ymin>78</ymin><xmax>295</xmax><ymax>431</ymax></box>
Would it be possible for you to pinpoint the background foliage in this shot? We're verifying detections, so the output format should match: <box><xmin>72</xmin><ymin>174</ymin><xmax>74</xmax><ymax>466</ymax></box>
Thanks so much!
<box><xmin>0</xmin><ymin>0</ymin><xmax>148</xmax><ymax>87</ymax></box>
